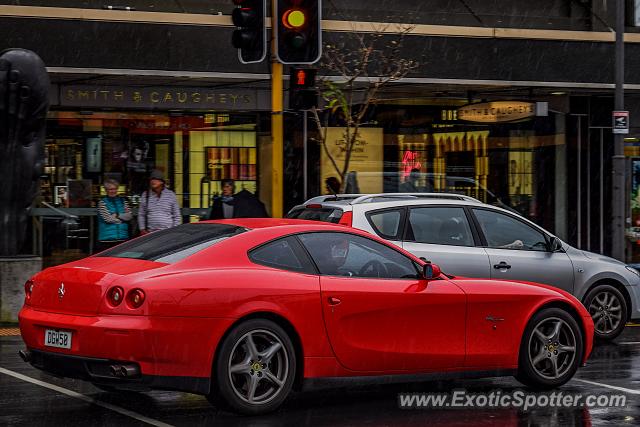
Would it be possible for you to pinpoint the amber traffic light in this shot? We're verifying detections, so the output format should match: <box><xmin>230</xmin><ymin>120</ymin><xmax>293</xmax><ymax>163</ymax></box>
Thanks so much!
<box><xmin>231</xmin><ymin>0</ymin><xmax>267</xmax><ymax>64</ymax></box>
<box><xmin>275</xmin><ymin>0</ymin><xmax>322</xmax><ymax>64</ymax></box>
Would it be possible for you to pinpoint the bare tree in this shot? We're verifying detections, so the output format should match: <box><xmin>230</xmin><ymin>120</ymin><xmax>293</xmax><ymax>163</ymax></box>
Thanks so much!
<box><xmin>310</xmin><ymin>22</ymin><xmax>418</xmax><ymax>193</ymax></box>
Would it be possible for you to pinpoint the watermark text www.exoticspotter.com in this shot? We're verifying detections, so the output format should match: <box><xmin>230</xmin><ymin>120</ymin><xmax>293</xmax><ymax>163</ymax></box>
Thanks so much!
<box><xmin>398</xmin><ymin>390</ymin><xmax>627</xmax><ymax>411</ymax></box>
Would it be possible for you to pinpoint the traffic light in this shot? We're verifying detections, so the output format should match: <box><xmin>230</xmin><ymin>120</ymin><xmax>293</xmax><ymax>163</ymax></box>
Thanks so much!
<box><xmin>231</xmin><ymin>0</ymin><xmax>266</xmax><ymax>64</ymax></box>
<box><xmin>289</xmin><ymin>67</ymin><xmax>318</xmax><ymax>110</ymax></box>
<box><xmin>275</xmin><ymin>0</ymin><xmax>322</xmax><ymax>64</ymax></box>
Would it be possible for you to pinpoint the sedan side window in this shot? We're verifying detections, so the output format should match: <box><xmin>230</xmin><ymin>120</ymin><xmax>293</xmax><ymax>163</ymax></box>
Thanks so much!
<box><xmin>473</xmin><ymin>209</ymin><xmax>548</xmax><ymax>252</ymax></box>
<box><xmin>298</xmin><ymin>232</ymin><xmax>420</xmax><ymax>279</ymax></box>
<box><xmin>408</xmin><ymin>207</ymin><xmax>474</xmax><ymax>246</ymax></box>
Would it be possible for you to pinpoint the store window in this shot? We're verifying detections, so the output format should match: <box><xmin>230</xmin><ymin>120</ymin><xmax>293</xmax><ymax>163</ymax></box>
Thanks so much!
<box><xmin>370</xmin><ymin>103</ymin><xmax>566</xmax><ymax>236</ymax></box>
<box><xmin>37</xmin><ymin>110</ymin><xmax>262</xmax><ymax>267</ymax></box>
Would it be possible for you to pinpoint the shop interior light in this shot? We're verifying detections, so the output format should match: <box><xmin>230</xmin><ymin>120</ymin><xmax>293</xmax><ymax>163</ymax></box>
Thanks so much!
<box><xmin>283</xmin><ymin>9</ymin><xmax>306</xmax><ymax>29</ymax></box>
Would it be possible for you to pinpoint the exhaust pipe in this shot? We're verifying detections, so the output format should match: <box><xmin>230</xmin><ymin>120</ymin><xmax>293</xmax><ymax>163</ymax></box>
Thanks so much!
<box><xmin>18</xmin><ymin>350</ymin><xmax>31</xmax><ymax>363</ymax></box>
<box><xmin>109</xmin><ymin>364</ymin><xmax>140</xmax><ymax>378</ymax></box>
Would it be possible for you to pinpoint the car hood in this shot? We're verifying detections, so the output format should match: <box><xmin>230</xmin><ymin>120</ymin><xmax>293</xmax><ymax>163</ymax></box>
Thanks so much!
<box><xmin>578</xmin><ymin>249</ymin><xmax>625</xmax><ymax>266</ymax></box>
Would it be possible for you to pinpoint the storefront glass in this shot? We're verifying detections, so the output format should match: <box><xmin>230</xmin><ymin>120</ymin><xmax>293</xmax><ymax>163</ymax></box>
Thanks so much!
<box><xmin>317</xmin><ymin>100</ymin><xmax>567</xmax><ymax>236</ymax></box>
<box><xmin>37</xmin><ymin>110</ymin><xmax>261</xmax><ymax>266</ymax></box>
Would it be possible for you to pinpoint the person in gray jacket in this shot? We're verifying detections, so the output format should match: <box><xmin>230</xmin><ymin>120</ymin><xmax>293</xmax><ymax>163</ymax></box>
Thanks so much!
<box><xmin>138</xmin><ymin>170</ymin><xmax>181</xmax><ymax>234</ymax></box>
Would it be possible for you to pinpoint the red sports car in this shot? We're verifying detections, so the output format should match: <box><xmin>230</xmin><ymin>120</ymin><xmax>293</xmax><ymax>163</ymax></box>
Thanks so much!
<box><xmin>19</xmin><ymin>219</ymin><xmax>594</xmax><ymax>415</ymax></box>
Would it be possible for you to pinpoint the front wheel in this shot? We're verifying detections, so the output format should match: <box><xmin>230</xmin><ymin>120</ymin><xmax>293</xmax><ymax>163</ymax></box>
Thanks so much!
<box><xmin>583</xmin><ymin>285</ymin><xmax>627</xmax><ymax>342</ymax></box>
<box><xmin>516</xmin><ymin>308</ymin><xmax>583</xmax><ymax>389</ymax></box>
<box><xmin>209</xmin><ymin>319</ymin><xmax>296</xmax><ymax>415</ymax></box>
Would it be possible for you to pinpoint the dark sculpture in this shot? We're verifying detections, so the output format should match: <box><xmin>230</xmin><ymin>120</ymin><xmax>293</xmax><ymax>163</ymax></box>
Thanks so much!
<box><xmin>0</xmin><ymin>49</ymin><xmax>50</xmax><ymax>256</ymax></box>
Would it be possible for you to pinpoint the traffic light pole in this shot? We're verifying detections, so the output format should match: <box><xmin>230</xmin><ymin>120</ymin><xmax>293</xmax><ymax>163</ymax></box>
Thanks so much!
<box><xmin>271</xmin><ymin>42</ymin><xmax>284</xmax><ymax>218</ymax></box>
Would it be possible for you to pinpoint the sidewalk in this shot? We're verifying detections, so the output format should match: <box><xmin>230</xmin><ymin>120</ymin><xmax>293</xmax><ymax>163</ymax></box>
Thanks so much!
<box><xmin>0</xmin><ymin>327</ymin><xmax>19</xmax><ymax>336</ymax></box>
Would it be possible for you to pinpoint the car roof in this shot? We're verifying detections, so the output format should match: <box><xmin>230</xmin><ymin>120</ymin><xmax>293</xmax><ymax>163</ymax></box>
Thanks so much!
<box><xmin>196</xmin><ymin>217</ymin><xmax>419</xmax><ymax>248</ymax></box>
<box><xmin>290</xmin><ymin>193</ymin><xmax>486</xmax><ymax>211</ymax></box>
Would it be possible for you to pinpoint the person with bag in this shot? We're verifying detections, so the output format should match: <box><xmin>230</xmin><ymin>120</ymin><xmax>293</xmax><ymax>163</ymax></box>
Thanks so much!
<box><xmin>138</xmin><ymin>169</ymin><xmax>181</xmax><ymax>234</ymax></box>
<box><xmin>96</xmin><ymin>178</ymin><xmax>132</xmax><ymax>252</ymax></box>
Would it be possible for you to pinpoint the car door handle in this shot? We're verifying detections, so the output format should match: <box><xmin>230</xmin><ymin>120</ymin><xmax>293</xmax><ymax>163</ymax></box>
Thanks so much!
<box><xmin>493</xmin><ymin>262</ymin><xmax>512</xmax><ymax>270</ymax></box>
<box><xmin>327</xmin><ymin>297</ymin><xmax>342</xmax><ymax>306</ymax></box>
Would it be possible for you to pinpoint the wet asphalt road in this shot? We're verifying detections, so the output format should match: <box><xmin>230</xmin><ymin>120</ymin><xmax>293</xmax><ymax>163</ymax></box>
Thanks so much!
<box><xmin>2</xmin><ymin>327</ymin><xmax>640</xmax><ymax>427</ymax></box>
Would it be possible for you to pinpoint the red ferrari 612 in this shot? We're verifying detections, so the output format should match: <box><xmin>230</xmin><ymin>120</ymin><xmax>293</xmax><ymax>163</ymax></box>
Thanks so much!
<box><xmin>19</xmin><ymin>219</ymin><xmax>594</xmax><ymax>414</ymax></box>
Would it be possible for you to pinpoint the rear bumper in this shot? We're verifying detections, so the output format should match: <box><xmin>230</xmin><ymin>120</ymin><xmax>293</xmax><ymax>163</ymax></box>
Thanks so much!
<box><xmin>19</xmin><ymin>305</ymin><xmax>236</xmax><ymax>395</ymax></box>
<box><xmin>27</xmin><ymin>349</ymin><xmax>210</xmax><ymax>394</ymax></box>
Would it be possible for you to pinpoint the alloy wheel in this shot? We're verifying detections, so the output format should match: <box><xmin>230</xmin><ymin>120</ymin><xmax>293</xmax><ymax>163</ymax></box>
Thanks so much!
<box><xmin>588</xmin><ymin>291</ymin><xmax>623</xmax><ymax>335</ymax></box>
<box><xmin>527</xmin><ymin>317</ymin><xmax>577</xmax><ymax>380</ymax></box>
<box><xmin>227</xmin><ymin>329</ymin><xmax>289</xmax><ymax>405</ymax></box>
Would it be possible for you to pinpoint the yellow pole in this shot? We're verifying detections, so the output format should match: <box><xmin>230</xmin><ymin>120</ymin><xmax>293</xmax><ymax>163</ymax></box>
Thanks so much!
<box><xmin>271</xmin><ymin>37</ymin><xmax>284</xmax><ymax>217</ymax></box>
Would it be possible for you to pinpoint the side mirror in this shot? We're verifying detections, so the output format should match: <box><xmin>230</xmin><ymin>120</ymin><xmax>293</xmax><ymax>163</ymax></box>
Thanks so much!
<box><xmin>549</xmin><ymin>236</ymin><xmax>563</xmax><ymax>252</ymax></box>
<box><xmin>422</xmin><ymin>263</ymin><xmax>442</xmax><ymax>280</ymax></box>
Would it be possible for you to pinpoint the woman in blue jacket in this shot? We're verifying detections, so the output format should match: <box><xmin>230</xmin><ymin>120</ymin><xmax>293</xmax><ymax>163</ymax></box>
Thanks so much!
<box><xmin>96</xmin><ymin>179</ymin><xmax>132</xmax><ymax>252</ymax></box>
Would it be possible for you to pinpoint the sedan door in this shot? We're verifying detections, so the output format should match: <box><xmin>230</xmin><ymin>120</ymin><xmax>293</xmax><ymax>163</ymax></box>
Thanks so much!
<box><xmin>297</xmin><ymin>231</ymin><xmax>466</xmax><ymax>372</ymax></box>
<box><xmin>471</xmin><ymin>208</ymin><xmax>575</xmax><ymax>293</ymax></box>
<box><xmin>401</xmin><ymin>206</ymin><xmax>492</xmax><ymax>278</ymax></box>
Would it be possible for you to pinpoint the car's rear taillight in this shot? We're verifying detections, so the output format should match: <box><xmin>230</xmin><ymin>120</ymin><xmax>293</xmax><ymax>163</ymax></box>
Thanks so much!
<box><xmin>24</xmin><ymin>280</ymin><xmax>34</xmax><ymax>302</ymax></box>
<box><xmin>107</xmin><ymin>286</ymin><xmax>125</xmax><ymax>307</ymax></box>
<box><xmin>305</xmin><ymin>204</ymin><xmax>322</xmax><ymax>208</ymax></box>
<box><xmin>126</xmin><ymin>289</ymin><xmax>146</xmax><ymax>309</ymax></box>
<box><xmin>338</xmin><ymin>211</ymin><xmax>353</xmax><ymax>226</ymax></box>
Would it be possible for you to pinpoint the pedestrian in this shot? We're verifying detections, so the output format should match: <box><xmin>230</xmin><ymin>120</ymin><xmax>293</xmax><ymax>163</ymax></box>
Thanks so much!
<box><xmin>96</xmin><ymin>179</ymin><xmax>132</xmax><ymax>251</ymax></box>
<box><xmin>208</xmin><ymin>179</ymin><xmax>268</xmax><ymax>219</ymax></box>
<box><xmin>325</xmin><ymin>176</ymin><xmax>341</xmax><ymax>195</ymax></box>
<box><xmin>138</xmin><ymin>170</ymin><xmax>181</xmax><ymax>234</ymax></box>
<box><xmin>399</xmin><ymin>168</ymin><xmax>422</xmax><ymax>192</ymax></box>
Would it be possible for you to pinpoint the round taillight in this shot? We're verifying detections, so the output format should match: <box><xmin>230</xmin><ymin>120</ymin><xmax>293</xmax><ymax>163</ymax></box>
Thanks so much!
<box><xmin>126</xmin><ymin>289</ymin><xmax>146</xmax><ymax>309</ymax></box>
<box><xmin>107</xmin><ymin>286</ymin><xmax>125</xmax><ymax>307</ymax></box>
<box><xmin>24</xmin><ymin>280</ymin><xmax>34</xmax><ymax>301</ymax></box>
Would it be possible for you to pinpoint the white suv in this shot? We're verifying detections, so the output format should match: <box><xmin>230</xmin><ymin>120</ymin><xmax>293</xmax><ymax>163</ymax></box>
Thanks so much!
<box><xmin>287</xmin><ymin>193</ymin><xmax>640</xmax><ymax>341</ymax></box>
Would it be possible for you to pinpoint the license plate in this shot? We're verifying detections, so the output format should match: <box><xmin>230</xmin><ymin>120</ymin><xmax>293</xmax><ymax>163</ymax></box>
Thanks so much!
<box><xmin>44</xmin><ymin>329</ymin><xmax>72</xmax><ymax>349</ymax></box>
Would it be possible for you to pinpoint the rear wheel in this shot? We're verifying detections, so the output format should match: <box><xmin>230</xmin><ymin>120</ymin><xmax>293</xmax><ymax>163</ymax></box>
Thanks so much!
<box><xmin>583</xmin><ymin>285</ymin><xmax>627</xmax><ymax>341</ymax></box>
<box><xmin>516</xmin><ymin>308</ymin><xmax>583</xmax><ymax>389</ymax></box>
<box><xmin>208</xmin><ymin>319</ymin><xmax>296</xmax><ymax>415</ymax></box>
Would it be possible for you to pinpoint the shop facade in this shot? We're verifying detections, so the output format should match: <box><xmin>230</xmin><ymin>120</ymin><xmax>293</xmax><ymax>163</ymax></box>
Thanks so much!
<box><xmin>4</xmin><ymin>2</ymin><xmax>640</xmax><ymax>263</ymax></box>
<box><xmin>34</xmin><ymin>83</ymin><xmax>272</xmax><ymax>266</ymax></box>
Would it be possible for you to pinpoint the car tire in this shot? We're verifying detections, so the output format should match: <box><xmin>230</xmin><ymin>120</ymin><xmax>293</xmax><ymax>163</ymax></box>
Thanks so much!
<box><xmin>582</xmin><ymin>284</ymin><xmax>627</xmax><ymax>342</ymax></box>
<box><xmin>209</xmin><ymin>319</ymin><xmax>296</xmax><ymax>415</ymax></box>
<box><xmin>515</xmin><ymin>307</ymin><xmax>583</xmax><ymax>389</ymax></box>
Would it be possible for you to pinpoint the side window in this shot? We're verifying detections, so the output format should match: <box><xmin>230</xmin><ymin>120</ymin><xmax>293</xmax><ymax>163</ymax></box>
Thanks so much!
<box><xmin>473</xmin><ymin>209</ymin><xmax>548</xmax><ymax>252</ymax></box>
<box><xmin>408</xmin><ymin>207</ymin><xmax>474</xmax><ymax>246</ymax></box>
<box><xmin>249</xmin><ymin>237</ymin><xmax>316</xmax><ymax>274</ymax></box>
<box><xmin>298</xmin><ymin>232</ymin><xmax>419</xmax><ymax>279</ymax></box>
<box><xmin>366</xmin><ymin>209</ymin><xmax>404</xmax><ymax>240</ymax></box>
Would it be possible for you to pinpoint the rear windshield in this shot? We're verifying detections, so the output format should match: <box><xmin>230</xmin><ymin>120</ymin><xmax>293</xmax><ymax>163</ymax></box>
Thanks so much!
<box><xmin>286</xmin><ymin>207</ymin><xmax>344</xmax><ymax>223</ymax></box>
<box><xmin>97</xmin><ymin>223</ymin><xmax>247</xmax><ymax>262</ymax></box>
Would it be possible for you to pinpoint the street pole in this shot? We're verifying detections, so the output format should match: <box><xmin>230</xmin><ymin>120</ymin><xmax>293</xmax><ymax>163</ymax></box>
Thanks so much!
<box><xmin>612</xmin><ymin>0</ymin><xmax>626</xmax><ymax>260</ymax></box>
<box><xmin>303</xmin><ymin>110</ymin><xmax>308</xmax><ymax>200</ymax></box>
<box><xmin>271</xmin><ymin>41</ymin><xmax>284</xmax><ymax>218</ymax></box>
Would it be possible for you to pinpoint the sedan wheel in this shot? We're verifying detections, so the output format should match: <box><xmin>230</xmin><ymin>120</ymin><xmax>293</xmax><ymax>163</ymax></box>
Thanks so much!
<box><xmin>210</xmin><ymin>319</ymin><xmax>296</xmax><ymax>415</ymax></box>
<box><xmin>583</xmin><ymin>285</ymin><xmax>627</xmax><ymax>341</ymax></box>
<box><xmin>516</xmin><ymin>308</ymin><xmax>583</xmax><ymax>389</ymax></box>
